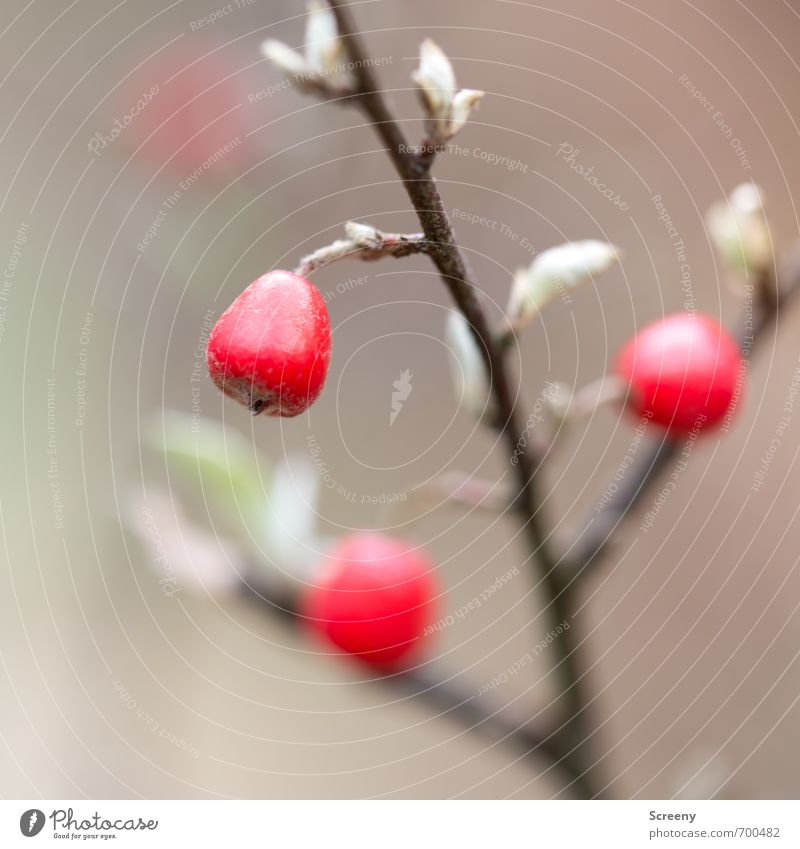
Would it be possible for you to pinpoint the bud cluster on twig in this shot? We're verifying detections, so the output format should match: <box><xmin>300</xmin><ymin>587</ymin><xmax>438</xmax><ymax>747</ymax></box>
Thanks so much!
<box><xmin>294</xmin><ymin>221</ymin><xmax>429</xmax><ymax>277</ymax></box>
<box><xmin>706</xmin><ymin>182</ymin><xmax>772</xmax><ymax>280</ymax></box>
<box><xmin>261</xmin><ymin>2</ymin><xmax>355</xmax><ymax>97</ymax></box>
<box><xmin>412</xmin><ymin>39</ymin><xmax>484</xmax><ymax>150</ymax></box>
<box><xmin>262</xmin><ymin>4</ymin><xmax>484</xmax><ymax>156</ymax></box>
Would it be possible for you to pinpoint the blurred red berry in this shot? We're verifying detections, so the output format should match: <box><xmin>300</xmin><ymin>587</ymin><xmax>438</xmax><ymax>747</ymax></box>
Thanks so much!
<box><xmin>615</xmin><ymin>313</ymin><xmax>741</xmax><ymax>433</ymax></box>
<box><xmin>119</xmin><ymin>41</ymin><xmax>253</xmax><ymax>175</ymax></box>
<box><xmin>207</xmin><ymin>270</ymin><xmax>331</xmax><ymax>417</ymax></box>
<box><xmin>302</xmin><ymin>534</ymin><xmax>439</xmax><ymax>669</ymax></box>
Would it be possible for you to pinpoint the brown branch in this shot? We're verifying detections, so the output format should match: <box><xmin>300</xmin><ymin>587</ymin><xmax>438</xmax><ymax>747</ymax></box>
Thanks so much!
<box><xmin>324</xmin><ymin>0</ymin><xmax>556</xmax><ymax>572</ymax></box>
<box><xmin>239</xmin><ymin>578</ymin><xmax>566</xmax><ymax>770</ymax></box>
<box><xmin>324</xmin><ymin>0</ymin><xmax>599</xmax><ymax>798</ymax></box>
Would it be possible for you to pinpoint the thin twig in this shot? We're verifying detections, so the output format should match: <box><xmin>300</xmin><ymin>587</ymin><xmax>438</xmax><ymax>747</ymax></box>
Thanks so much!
<box><xmin>295</xmin><ymin>222</ymin><xmax>429</xmax><ymax>277</ymax></box>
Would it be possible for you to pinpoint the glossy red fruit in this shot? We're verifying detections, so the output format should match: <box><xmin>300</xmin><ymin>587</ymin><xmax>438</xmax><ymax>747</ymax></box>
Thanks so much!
<box><xmin>207</xmin><ymin>270</ymin><xmax>331</xmax><ymax>417</ymax></box>
<box><xmin>302</xmin><ymin>534</ymin><xmax>439</xmax><ymax>668</ymax></box>
<box><xmin>615</xmin><ymin>313</ymin><xmax>741</xmax><ymax>433</ymax></box>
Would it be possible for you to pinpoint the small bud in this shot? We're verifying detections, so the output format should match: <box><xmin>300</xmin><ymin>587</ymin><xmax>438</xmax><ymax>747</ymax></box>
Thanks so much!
<box><xmin>344</xmin><ymin>221</ymin><xmax>380</xmax><ymax>246</ymax></box>
<box><xmin>544</xmin><ymin>380</ymin><xmax>572</xmax><ymax>424</ymax></box>
<box><xmin>449</xmin><ymin>89</ymin><xmax>484</xmax><ymax>136</ymax></box>
<box><xmin>262</xmin><ymin>3</ymin><xmax>354</xmax><ymax>96</ymax></box>
<box><xmin>305</xmin><ymin>1</ymin><xmax>345</xmax><ymax>73</ymax></box>
<box><xmin>705</xmin><ymin>182</ymin><xmax>771</xmax><ymax>275</ymax></box>
<box><xmin>507</xmin><ymin>240</ymin><xmax>620</xmax><ymax>330</ymax></box>
<box><xmin>261</xmin><ymin>39</ymin><xmax>309</xmax><ymax>77</ymax></box>
<box><xmin>412</xmin><ymin>40</ymin><xmax>484</xmax><ymax>144</ymax></box>
<box><xmin>412</xmin><ymin>39</ymin><xmax>456</xmax><ymax>119</ymax></box>
<box><xmin>445</xmin><ymin>311</ymin><xmax>492</xmax><ymax>419</ymax></box>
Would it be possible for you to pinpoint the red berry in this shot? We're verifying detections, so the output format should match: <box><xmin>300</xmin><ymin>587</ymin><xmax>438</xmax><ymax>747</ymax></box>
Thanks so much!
<box><xmin>207</xmin><ymin>270</ymin><xmax>331</xmax><ymax>417</ymax></box>
<box><xmin>301</xmin><ymin>534</ymin><xmax>439</xmax><ymax>668</ymax></box>
<box><xmin>615</xmin><ymin>313</ymin><xmax>741</xmax><ymax>433</ymax></box>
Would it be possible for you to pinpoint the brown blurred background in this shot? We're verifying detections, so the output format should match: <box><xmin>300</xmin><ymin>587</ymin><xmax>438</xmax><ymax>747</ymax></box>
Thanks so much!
<box><xmin>2</xmin><ymin>0</ymin><xmax>800</xmax><ymax>799</ymax></box>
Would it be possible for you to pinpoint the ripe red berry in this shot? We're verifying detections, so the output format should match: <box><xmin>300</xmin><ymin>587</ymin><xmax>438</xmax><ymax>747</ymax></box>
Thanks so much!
<box><xmin>207</xmin><ymin>270</ymin><xmax>331</xmax><ymax>417</ymax></box>
<box><xmin>301</xmin><ymin>534</ymin><xmax>439</xmax><ymax>668</ymax></box>
<box><xmin>615</xmin><ymin>313</ymin><xmax>741</xmax><ymax>433</ymax></box>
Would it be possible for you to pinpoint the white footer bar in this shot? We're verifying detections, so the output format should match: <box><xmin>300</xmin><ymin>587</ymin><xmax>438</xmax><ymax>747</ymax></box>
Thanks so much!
<box><xmin>3</xmin><ymin>800</ymin><xmax>796</xmax><ymax>847</ymax></box>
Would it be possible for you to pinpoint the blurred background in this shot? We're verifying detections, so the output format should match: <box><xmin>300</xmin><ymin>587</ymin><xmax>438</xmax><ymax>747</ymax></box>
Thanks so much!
<box><xmin>2</xmin><ymin>0</ymin><xmax>800</xmax><ymax>799</ymax></box>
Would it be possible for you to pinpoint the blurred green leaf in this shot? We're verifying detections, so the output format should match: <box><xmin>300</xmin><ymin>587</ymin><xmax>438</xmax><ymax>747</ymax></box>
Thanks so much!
<box><xmin>148</xmin><ymin>411</ymin><xmax>269</xmax><ymax>547</ymax></box>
